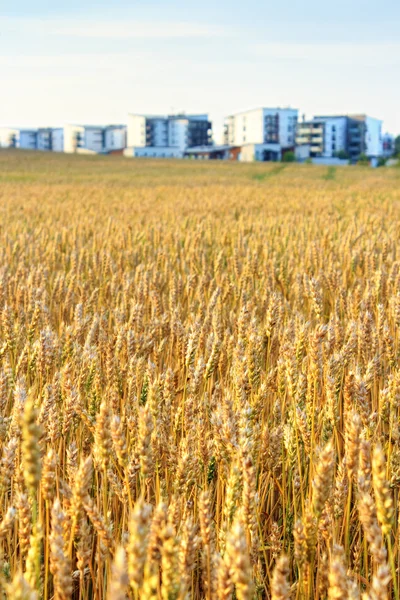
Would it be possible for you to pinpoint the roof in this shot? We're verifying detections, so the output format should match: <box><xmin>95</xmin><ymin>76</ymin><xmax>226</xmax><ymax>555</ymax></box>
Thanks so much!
<box><xmin>128</xmin><ymin>113</ymin><xmax>208</xmax><ymax>121</ymax></box>
<box><xmin>225</xmin><ymin>106</ymin><xmax>298</xmax><ymax>118</ymax></box>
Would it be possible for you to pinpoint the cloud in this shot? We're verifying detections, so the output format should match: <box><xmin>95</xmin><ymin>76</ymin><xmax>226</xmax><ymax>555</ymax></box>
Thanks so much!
<box><xmin>253</xmin><ymin>41</ymin><xmax>400</xmax><ymax>67</ymax></box>
<box><xmin>0</xmin><ymin>16</ymin><xmax>229</xmax><ymax>39</ymax></box>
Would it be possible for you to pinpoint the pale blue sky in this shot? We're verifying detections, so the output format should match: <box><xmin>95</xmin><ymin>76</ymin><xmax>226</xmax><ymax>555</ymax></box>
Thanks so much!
<box><xmin>1</xmin><ymin>1</ymin><xmax>399</xmax><ymax>140</ymax></box>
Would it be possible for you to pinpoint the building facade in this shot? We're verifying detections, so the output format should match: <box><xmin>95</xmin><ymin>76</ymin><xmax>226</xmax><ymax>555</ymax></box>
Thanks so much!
<box><xmin>19</xmin><ymin>130</ymin><xmax>39</xmax><ymax>150</ymax></box>
<box><xmin>127</xmin><ymin>114</ymin><xmax>212</xmax><ymax>158</ymax></box>
<box><xmin>63</xmin><ymin>125</ymin><xmax>126</xmax><ymax>153</ymax></box>
<box><xmin>296</xmin><ymin>115</ymin><xmax>383</xmax><ymax>163</ymax></box>
<box><xmin>223</xmin><ymin>107</ymin><xmax>298</xmax><ymax>154</ymax></box>
<box><xmin>296</xmin><ymin>117</ymin><xmax>348</xmax><ymax>158</ymax></box>
<box><xmin>347</xmin><ymin>115</ymin><xmax>382</xmax><ymax>161</ymax></box>
<box><xmin>0</xmin><ymin>128</ymin><xmax>19</xmax><ymax>148</ymax></box>
<box><xmin>104</xmin><ymin>126</ymin><xmax>127</xmax><ymax>153</ymax></box>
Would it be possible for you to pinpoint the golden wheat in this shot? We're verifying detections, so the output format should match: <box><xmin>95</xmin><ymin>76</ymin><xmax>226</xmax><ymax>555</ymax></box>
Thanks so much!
<box><xmin>0</xmin><ymin>150</ymin><xmax>399</xmax><ymax>598</ymax></box>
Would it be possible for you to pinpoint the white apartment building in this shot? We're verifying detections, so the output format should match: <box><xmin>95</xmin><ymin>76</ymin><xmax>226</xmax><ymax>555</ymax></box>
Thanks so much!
<box><xmin>3</xmin><ymin>127</ymin><xmax>64</xmax><ymax>152</ymax></box>
<box><xmin>296</xmin><ymin>116</ymin><xmax>348</xmax><ymax>158</ymax></box>
<box><xmin>64</xmin><ymin>124</ymin><xmax>126</xmax><ymax>154</ymax></box>
<box><xmin>0</xmin><ymin>128</ymin><xmax>19</xmax><ymax>148</ymax></box>
<box><xmin>63</xmin><ymin>124</ymin><xmax>126</xmax><ymax>154</ymax></box>
<box><xmin>224</xmin><ymin>107</ymin><xmax>298</xmax><ymax>150</ymax></box>
<box><xmin>126</xmin><ymin>113</ymin><xmax>212</xmax><ymax>158</ymax></box>
<box><xmin>296</xmin><ymin>115</ymin><xmax>383</xmax><ymax>163</ymax></box>
<box><xmin>104</xmin><ymin>125</ymin><xmax>127</xmax><ymax>152</ymax></box>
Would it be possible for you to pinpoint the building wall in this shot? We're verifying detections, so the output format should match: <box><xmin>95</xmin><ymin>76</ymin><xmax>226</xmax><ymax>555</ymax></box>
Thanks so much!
<box><xmin>276</xmin><ymin>109</ymin><xmax>298</xmax><ymax>148</ymax></box>
<box><xmin>84</xmin><ymin>128</ymin><xmax>104</xmax><ymax>153</ymax></box>
<box><xmin>0</xmin><ymin>128</ymin><xmax>19</xmax><ymax>148</ymax></box>
<box><xmin>225</xmin><ymin>108</ymin><xmax>297</xmax><ymax>148</ymax></box>
<box><xmin>320</xmin><ymin>117</ymin><xmax>347</xmax><ymax>157</ymax></box>
<box><xmin>64</xmin><ymin>125</ymin><xmax>85</xmax><ymax>153</ymax></box>
<box><xmin>37</xmin><ymin>129</ymin><xmax>53</xmax><ymax>151</ymax></box>
<box><xmin>19</xmin><ymin>130</ymin><xmax>38</xmax><ymax>149</ymax></box>
<box><xmin>127</xmin><ymin>115</ymin><xmax>146</xmax><ymax>147</ymax></box>
<box><xmin>52</xmin><ymin>129</ymin><xmax>64</xmax><ymax>152</ymax></box>
<box><xmin>297</xmin><ymin>116</ymin><xmax>347</xmax><ymax>158</ymax></box>
<box><xmin>227</xmin><ymin>109</ymin><xmax>264</xmax><ymax>146</ymax></box>
<box><xmin>126</xmin><ymin>146</ymin><xmax>183</xmax><ymax>158</ymax></box>
<box><xmin>365</xmin><ymin>117</ymin><xmax>383</xmax><ymax>157</ymax></box>
<box><xmin>296</xmin><ymin>121</ymin><xmax>325</xmax><ymax>156</ymax></box>
<box><xmin>128</xmin><ymin>114</ymin><xmax>210</xmax><ymax>152</ymax></box>
<box><xmin>148</xmin><ymin>119</ymin><xmax>166</xmax><ymax>147</ymax></box>
<box><xmin>187</xmin><ymin>119</ymin><xmax>211</xmax><ymax>147</ymax></box>
<box><xmin>104</xmin><ymin>127</ymin><xmax>126</xmax><ymax>152</ymax></box>
<box><xmin>168</xmin><ymin>119</ymin><xmax>189</xmax><ymax>150</ymax></box>
<box><xmin>239</xmin><ymin>143</ymin><xmax>281</xmax><ymax>162</ymax></box>
<box><xmin>312</xmin><ymin>157</ymin><xmax>350</xmax><ymax>166</ymax></box>
<box><xmin>295</xmin><ymin>144</ymin><xmax>311</xmax><ymax>161</ymax></box>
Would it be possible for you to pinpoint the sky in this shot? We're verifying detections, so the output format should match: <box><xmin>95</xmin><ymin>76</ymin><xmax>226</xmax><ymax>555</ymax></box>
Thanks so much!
<box><xmin>1</xmin><ymin>0</ymin><xmax>400</xmax><ymax>142</ymax></box>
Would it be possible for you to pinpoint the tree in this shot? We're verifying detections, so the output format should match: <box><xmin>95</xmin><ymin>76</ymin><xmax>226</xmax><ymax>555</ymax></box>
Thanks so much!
<box><xmin>282</xmin><ymin>151</ymin><xmax>295</xmax><ymax>163</ymax></box>
<box><xmin>357</xmin><ymin>153</ymin><xmax>369</xmax><ymax>166</ymax></box>
<box><xmin>335</xmin><ymin>150</ymin><xmax>350</xmax><ymax>160</ymax></box>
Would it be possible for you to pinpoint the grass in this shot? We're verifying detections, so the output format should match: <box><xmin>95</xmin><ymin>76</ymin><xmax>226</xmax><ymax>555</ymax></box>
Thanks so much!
<box><xmin>0</xmin><ymin>150</ymin><xmax>399</xmax><ymax>599</ymax></box>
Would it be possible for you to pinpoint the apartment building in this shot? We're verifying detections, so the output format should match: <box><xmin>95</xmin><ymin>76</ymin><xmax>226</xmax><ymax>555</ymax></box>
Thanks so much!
<box><xmin>296</xmin><ymin>115</ymin><xmax>383</xmax><ymax>163</ymax></box>
<box><xmin>64</xmin><ymin>124</ymin><xmax>127</xmax><ymax>154</ymax></box>
<box><xmin>296</xmin><ymin>117</ymin><xmax>348</xmax><ymax>158</ymax></box>
<box><xmin>19</xmin><ymin>129</ymin><xmax>39</xmax><ymax>150</ymax></box>
<box><xmin>104</xmin><ymin>125</ymin><xmax>127</xmax><ymax>153</ymax></box>
<box><xmin>347</xmin><ymin>115</ymin><xmax>382</xmax><ymax>162</ymax></box>
<box><xmin>222</xmin><ymin>107</ymin><xmax>297</xmax><ymax>161</ymax></box>
<box><xmin>224</xmin><ymin>107</ymin><xmax>297</xmax><ymax>146</ymax></box>
<box><xmin>126</xmin><ymin>113</ymin><xmax>212</xmax><ymax>158</ymax></box>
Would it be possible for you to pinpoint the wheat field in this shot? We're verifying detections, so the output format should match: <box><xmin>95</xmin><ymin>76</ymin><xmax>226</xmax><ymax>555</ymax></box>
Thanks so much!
<box><xmin>1</xmin><ymin>150</ymin><xmax>400</xmax><ymax>599</ymax></box>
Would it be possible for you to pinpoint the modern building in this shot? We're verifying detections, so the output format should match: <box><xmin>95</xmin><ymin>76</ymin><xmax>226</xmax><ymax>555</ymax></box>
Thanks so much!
<box><xmin>126</xmin><ymin>113</ymin><xmax>212</xmax><ymax>158</ymax></box>
<box><xmin>346</xmin><ymin>115</ymin><xmax>383</xmax><ymax>162</ymax></box>
<box><xmin>296</xmin><ymin>117</ymin><xmax>348</xmax><ymax>158</ymax></box>
<box><xmin>63</xmin><ymin>124</ymin><xmax>126</xmax><ymax>154</ymax></box>
<box><xmin>19</xmin><ymin>129</ymin><xmax>39</xmax><ymax>150</ymax></box>
<box><xmin>36</xmin><ymin>128</ymin><xmax>55</xmax><ymax>151</ymax></box>
<box><xmin>296</xmin><ymin>115</ymin><xmax>383</xmax><ymax>163</ymax></box>
<box><xmin>104</xmin><ymin>125</ymin><xmax>127</xmax><ymax>153</ymax></box>
<box><xmin>223</xmin><ymin>107</ymin><xmax>298</xmax><ymax>153</ymax></box>
<box><xmin>0</xmin><ymin>128</ymin><xmax>19</xmax><ymax>148</ymax></box>
<box><xmin>6</xmin><ymin>127</ymin><xmax>64</xmax><ymax>152</ymax></box>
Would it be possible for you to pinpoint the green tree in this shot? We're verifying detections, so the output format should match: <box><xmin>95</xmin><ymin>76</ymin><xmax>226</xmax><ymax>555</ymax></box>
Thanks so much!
<box><xmin>357</xmin><ymin>153</ymin><xmax>369</xmax><ymax>166</ymax></box>
<box><xmin>335</xmin><ymin>150</ymin><xmax>349</xmax><ymax>160</ymax></box>
<box><xmin>282</xmin><ymin>151</ymin><xmax>295</xmax><ymax>163</ymax></box>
